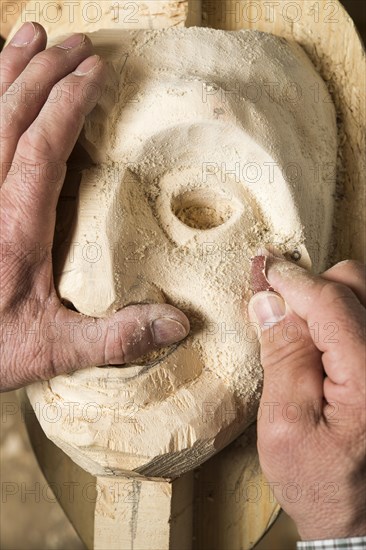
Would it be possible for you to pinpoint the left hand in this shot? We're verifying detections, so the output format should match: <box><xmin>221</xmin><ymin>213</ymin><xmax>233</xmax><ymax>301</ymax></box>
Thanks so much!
<box><xmin>0</xmin><ymin>23</ymin><xmax>190</xmax><ymax>390</ymax></box>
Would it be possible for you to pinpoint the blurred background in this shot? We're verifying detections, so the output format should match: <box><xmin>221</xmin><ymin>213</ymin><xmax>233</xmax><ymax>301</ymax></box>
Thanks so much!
<box><xmin>339</xmin><ymin>0</ymin><xmax>366</xmax><ymax>43</ymax></box>
<box><xmin>0</xmin><ymin>1</ymin><xmax>365</xmax><ymax>548</ymax></box>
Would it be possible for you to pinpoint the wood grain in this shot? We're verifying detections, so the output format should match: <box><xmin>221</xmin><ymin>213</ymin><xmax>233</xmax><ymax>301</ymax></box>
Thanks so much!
<box><xmin>8</xmin><ymin>2</ymin><xmax>364</xmax><ymax>549</ymax></box>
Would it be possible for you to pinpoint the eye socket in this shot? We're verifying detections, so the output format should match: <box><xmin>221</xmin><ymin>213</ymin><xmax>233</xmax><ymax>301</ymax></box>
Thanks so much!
<box><xmin>171</xmin><ymin>190</ymin><xmax>234</xmax><ymax>230</ymax></box>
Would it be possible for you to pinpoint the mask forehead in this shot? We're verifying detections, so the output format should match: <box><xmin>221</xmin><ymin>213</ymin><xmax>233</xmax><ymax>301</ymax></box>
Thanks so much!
<box><xmin>81</xmin><ymin>27</ymin><xmax>336</xmax><ymax>268</ymax></box>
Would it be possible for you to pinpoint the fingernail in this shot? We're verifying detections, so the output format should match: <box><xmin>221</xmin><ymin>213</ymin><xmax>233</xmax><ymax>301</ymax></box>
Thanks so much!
<box><xmin>73</xmin><ymin>55</ymin><xmax>100</xmax><ymax>75</ymax></box>
<box><xmin>151</xmin><ymin>318</ymin><xmax>189</xmax><ymax>346</ymax></box>
<box><xmin>10</xmin><ymin>22</ymin><xmax>37</xmax><ymax>47</ymax></box>
<box><xmin>57</xmin><ymin>33</ymin><xmax>86</xmax><ymax>50</ymax></box>
<box><xmin>249</xmin><ymin>292</ymin><xmax>286</xmax><ymax>328</ymax></box>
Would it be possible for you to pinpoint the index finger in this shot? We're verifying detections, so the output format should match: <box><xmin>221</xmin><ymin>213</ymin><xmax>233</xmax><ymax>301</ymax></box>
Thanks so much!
<box><xmin>2</xmin><ymin>55</ymin><xmax>106</xmax><ymax>246</ymax></box>
<box><xmin>0</xmin><ymin>22</ymin><xmax>47</xmax><ymax>95</ymax></box>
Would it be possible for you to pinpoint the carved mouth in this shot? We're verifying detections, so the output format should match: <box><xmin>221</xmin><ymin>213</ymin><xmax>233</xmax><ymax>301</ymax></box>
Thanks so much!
<box><xmin>98</xmin><ymin>341</ymin><xmax>182</xmax><ymax>377</ymax></box>
<box><xmin>127</xmin><ymin>342</ymin><xmax>181</xmax><ymax>368</ymax></box>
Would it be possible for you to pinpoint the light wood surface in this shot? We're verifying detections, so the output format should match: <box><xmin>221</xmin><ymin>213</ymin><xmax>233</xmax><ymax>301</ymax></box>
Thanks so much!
<box><xmin>1</xmin><ymin>0</ymin><xmax>202</xmax><ymax>39</ymax></box>
<box><xmin>19</xmin><ymin>387</ymin><xmax>279</xmax><ymax>550</ymax></box>
<box><xmin>2</xmin><ymin>0</ymin><xmax>364</xmax><ymax>264</ymax></box>
<box><xmin>202</xmin><ymin>0</ymin><xmax>365</xmax><ymax>265</ymax></box>
<box><xmin>194</xmin><ymin>424</ymin><xmax>280</xmax><ymax>549</ymax></box>
<box><xmin>18</xmin><ymin>389</ymin><xmax>195</xmax><ymax>550</ymax></box>
<box><xmin>6</xmin><ymin>1</ymin><xmax>365</xmax><ymax>549</ymax></box>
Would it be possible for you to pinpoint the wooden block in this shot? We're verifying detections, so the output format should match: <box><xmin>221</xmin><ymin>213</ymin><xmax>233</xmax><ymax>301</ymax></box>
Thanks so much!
<box><xmin>193</xmin><ymin>424</ymin><xmax>280</xmax><ymax>549</ymax></box>
<box><xmin>4</xmin><ymin>0</ymin><xmax>202</xmax><ymax>43</ymax></box>
<box><xmin>18</xmin><ymin>389</ymin><xmax>195</xmax><ymax>550</ymax></box>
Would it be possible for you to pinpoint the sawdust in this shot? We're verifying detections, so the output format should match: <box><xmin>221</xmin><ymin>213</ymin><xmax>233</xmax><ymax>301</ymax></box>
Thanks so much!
<box><xmin>28</xmin><ymin>28</ymin><xmax>337</xmax><ymax>477</ymax></box>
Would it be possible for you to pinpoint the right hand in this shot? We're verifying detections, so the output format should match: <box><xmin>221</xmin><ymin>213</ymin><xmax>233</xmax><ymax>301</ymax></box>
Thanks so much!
<box><xmin>248</xmin><ymin>254</ymin><xmax>366</xmax><ymax>540</ymax></box>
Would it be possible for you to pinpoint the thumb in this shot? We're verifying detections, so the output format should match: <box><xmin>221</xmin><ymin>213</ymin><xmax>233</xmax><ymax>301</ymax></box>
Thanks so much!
<box><xmin>248</xmin><ymin>290</ymin><xmax>324</xmax><ymax>413</ymax></box>
<box><xmin>51</xmin><ymin>303</ymin><xmax>190</xmax><ymax>376</ymax></box>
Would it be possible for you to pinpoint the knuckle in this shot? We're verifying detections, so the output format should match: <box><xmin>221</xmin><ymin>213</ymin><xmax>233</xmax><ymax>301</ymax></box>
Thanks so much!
<box><xmin>29</xmin><ymin>51</ymin><xmax>56</xmax><ymax>75</ymax></box>
<box><xmin>29</xmin><ymin>345</ymin><xmax>56</xmax><ymax>381</ymax></box>
<box><xmin>323</xmin><ymin>260</ymin><xmax>366</xmax><ymax>310</ymax></box>
<box><xmin>320</xmin><ymin>280</ymin><xmax>353</xmax><ymax>305</ymax></box>
<box><xmin>268</xmin><ymin>342</ymin><xmax>314</xmax><ymax>370</ymax></box>
<box><xmin>50</xmin><ymin>78</ymin><xmax>86</xmax><ymax>113</ymax></box>
<box><xmin>0</xmin><ymin>101</ymin><xmax>23</xmax><ymax>142</ymax></box>
<box><xmin>348</xmin><ymin>259</ymin><xmax>364</xmax><ymax>272</ymax></box>
<box><xmin>324</xmin><ymin>261</ymin><xmax>366</xmax><ymax>289</ymax></box>
<box><xmin>339</xmin><ymin>318</ymin><xmax>365</xmax><ymax>348</ymax></box>
<box><xmin>54</xmin><ymin>80</ymin><xmax>78</xmax><ymax>105</ymax></box>
<box><xmin>0</xmin><ymin>48</ymin><xmax>12</xmax><ymax>67</ymax></box>
<box><xmin>320</xmin><ymin>281</ymin><xmax>363</xmax><ymax>327</ymax></box>
<box><xmin>104</xmin><ymin>321</ymin><xmax>127</xmax><ymax>365</ymax></box>
<box><xmin>258</xmin><ymin>420</ymin><xmax>293</xmax><ymax>454</ymax></box>
<box><xmin>18</xmin><ymin>126</ymin><xmax>53</xmax><ymax>162</ymax></box>
<box><xmin>336</xmin><ymin>259</ymin><xmax>365</xmax><ymax>274</ymax></box>
<box><xmin>0</xmin><ymin>121</ymin><xmax>17</xmax><ymax>141</ymax></box>
<box><xmin>0</xmin><ymin>52</ymin><xmax>18</xmax><ymax>81</ymax></box>
<box><xmin>261</xmin><ymin>323</ymin><xmax>316</xmax><ymax>369</ymax></box>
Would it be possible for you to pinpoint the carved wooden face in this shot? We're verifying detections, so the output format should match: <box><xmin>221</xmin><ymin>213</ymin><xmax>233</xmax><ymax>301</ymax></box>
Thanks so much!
<box><xmin>27</xmin><ymin>29</ymin><xmax>337</xmax><ymax>477</ymax></box>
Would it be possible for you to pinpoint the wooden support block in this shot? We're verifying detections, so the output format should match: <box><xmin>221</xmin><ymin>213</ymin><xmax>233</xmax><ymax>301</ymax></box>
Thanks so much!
<box><xmin>93</xmin><ymin>474</ymin><xmax>194</xmax><ymax>550</ymax></box>
<box><xmin>18</xmin><ymin>389</ymin><xmax>195</xmax><ymax>550</ymax></box>
<box><xmin>193</xmin><ymin>424</ymin><xmax>279</xmax><ymax>550</ymax></box>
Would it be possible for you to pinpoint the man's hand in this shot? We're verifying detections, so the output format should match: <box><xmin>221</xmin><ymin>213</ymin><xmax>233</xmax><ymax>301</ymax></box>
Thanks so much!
<box><xmin>0</xmin><ymin>23</ymin><xmax>189</xmax><ymax>391</ymax></box>
<box><xmin>249</xmin><ymin>254</ymin><xmax>365</xmax><ymax>540</ymax></box>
